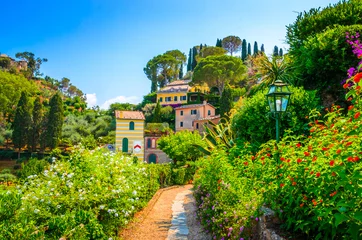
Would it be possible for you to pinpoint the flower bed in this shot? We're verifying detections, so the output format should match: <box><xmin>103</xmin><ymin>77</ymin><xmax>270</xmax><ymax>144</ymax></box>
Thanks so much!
<box><xmin>0</xmin><ymin>147</ymin><xmax>166</xmax><ymax>239</ymax></box>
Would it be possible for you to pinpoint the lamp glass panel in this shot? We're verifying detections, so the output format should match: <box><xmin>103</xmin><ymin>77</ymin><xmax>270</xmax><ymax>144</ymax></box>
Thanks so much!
<box><xmin>275</xmin><ymin>96</ymin><xmax>283</xmax><ymax>112</ymax></box>
<box><xmin>281</xmin><ymin>96</ymin><xmax>289</xmax><ymax>112</ymax></box>
<box><xmin>268</xmin><ymin>95</ymin><xmax>275</xmax><ymax>112</ymax></box>
<box><xmin>268</xmin><ymin>86</ymin><xmax>275</xmax><ymax>94</ymax></box>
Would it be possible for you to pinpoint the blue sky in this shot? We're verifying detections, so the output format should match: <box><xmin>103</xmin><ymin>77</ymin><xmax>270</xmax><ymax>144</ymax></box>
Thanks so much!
<box><xmin>1</xmin><ymin>0</ymin><xmax>339</xmax><ymax>109</ymax></box>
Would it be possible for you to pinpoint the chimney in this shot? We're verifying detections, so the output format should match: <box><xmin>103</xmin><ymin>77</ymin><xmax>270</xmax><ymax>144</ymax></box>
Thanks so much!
<box><xmin>203</xmin><ymin>100</ymin><xmax>207</xmax><ymax>105</ymax></box>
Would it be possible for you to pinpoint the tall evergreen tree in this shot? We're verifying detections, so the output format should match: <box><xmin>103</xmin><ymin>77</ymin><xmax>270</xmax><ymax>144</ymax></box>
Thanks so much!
<box><xmin>199</xmin><ymin>44</ymin><xmax>203</xmax><ymax>53</ymax></box>
<box><xmin>187</xmin><ymin>48</ymin><xmax>192</xmax><ymax>72</ymax></box>
<box><xmin>253</xmin><ymin>41</ymin><xmax>259</xmax><ymax>55</ymax></box>
<box><xmin>273</xmin><ymin>46</ymin><xmax>279</xmax><ymax>56</ymax></box>
<box><xmin>247</xmin><ymin>43</ymin><xmax>251</xmax><ymax>56</ymax></box>
<box><xmin>179</xmin><ymin>64</ymin><xmax>183</xmax><ymax>79</ymax></box>
<box><xmin>152</xmin><ymin>101</ymin><xmax>162</xmax><ymax>123</ymax></box>
<box><xmin>28</xmin><ymin>96</ymin><xmax>43</xmax><ymax>153</ymax></box>
<box><xmin>241</xmin><ymin>39</ymin><xmax>247</xmax><ymax>61</ymax></box>
<box><xmin>47</xmin><ymin>92</ymin><xmax>64</xmax><ymax>150</ymax></box>
<box><xmin>12</xmin><ymin>91</ymin><xmax>32</xmax><ymax>159</ymax></box>
<box><xmin>279</xmin><ymin>48</ymin><xmax>284</xmax><ymax>56</ymax></box>
<box><xmin>216</xmin><ymin>38</ymin><xmax>222</xmax><ymax>47</ymax></box>
<box><xmin>219</xmin><ymin>84</ymin><xmax>233</xmax><ymax>118</ymax></box>
<box><xmin>192</xmin><ymin>46</ymin><xmax>198</xmax><ymax>70</ymax></box>
<box><xmin>261</xmin><ymin>44</ymin><xmax>265</xmax><ymax>53</ymax></box>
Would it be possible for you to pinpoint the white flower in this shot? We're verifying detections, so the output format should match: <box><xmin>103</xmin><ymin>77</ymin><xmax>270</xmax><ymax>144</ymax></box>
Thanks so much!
<box><xmin>34</xmin><ymin>209</ymin><xmax>40</xmax><ymax>214</ymax></box>
<box><xmin>100</xmin><ymin>205</ymin><xmax>105</xmax><ymax>210</ymax></box>
<box><xmin>57</xmin><ymin>205</ymin><xmax>61</xmax><ymax>209</ymax></box>
<box><xmin>132</xmin><ymin>190</ymin><xmax>137</xmax><ymax>196</ymax></box>
<box><xmin>115</xmin><ymin>213</ymin><xmax>118</xmax><ymax>217</ymax></box>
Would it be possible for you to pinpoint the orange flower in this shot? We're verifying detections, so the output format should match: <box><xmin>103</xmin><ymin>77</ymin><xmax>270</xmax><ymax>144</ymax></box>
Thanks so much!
<box><xmin>280</xmin><ymin>183</ymin><xmax>285</xmax><ymax>188</ymax></box>
<box><xmin>292</xmin><ymin>181</ymin><xmax>297</xmax><ymax>186</ymax></box>
<box><xmin>297</xmin><ymin>158</ymin><xmax>302</xmax><ymax>164</ymax></box>
<box><xmin>356</xmin><ymin>86</ymin><xmax>361</xmax><ymax>91</ymax></box>
<box><xmin>316</xmin><ymin>172</ymin><xmax>321</xmax><ymax>177</ymax></box>
<box><xmin>336</xmin><ymin>149</ymin><xmax>341</xmax><ymax>154</ymax></box>
<box><xmin>329</xmin><ymin>160</ymin><xmax>335</xmax><ymax>166</ymax></box>
<box><xmin>346</xmin><ymin>142</ymin><xmax>353</xmax><ymax>146</ymax></box>
<box><xmin>322</xmin><ymin>147</ymin><xmax>329</xmax><ymax>151</ymax></box>
<box><xmin>300</xmin><ymin>203</ymin><xmax>304</xmax><ymax>207</ymax></box>
<box><xmin>296</xmin><ymin>143</ymin><xmax>301</xmax><ymax>148</ymax></box>
<box><xmin>348</xmin><ymin>105</ymin><xmax>354</xmax><ymax>111</ymax></box>
<box><xmin>355</xmin><ymin>112</ymin><xmax>361</xmax><ymax>119</ymax></box>
<box><xmin>304</xmin><ymin>152</ymin><xmax>310</xmax><ymax>157</ymax></box>
<box><xmin>243</xmin><ymin>161</ymin><xmax>248</xmax><ymax>166</ymax></box>
<box><xmin>354</xmin><ymin>72</ymin><xmax>362</xmax><ymax>83</ymax></box>
<box><xmin>312</xmin><ymin>156</ymin><xmax>317</xmax><ymax>162</ymax></box>
<box><xmin>343</xmin><ymin>83</ymin><xmax>349</xmax><ymax>89</ymax></box>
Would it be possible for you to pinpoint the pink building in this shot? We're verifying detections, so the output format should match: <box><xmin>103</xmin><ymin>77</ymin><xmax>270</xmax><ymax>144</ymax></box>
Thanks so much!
<box><xmin>174</xmin><ymin>101</ymin><xmax>218</xmax><ymax>132</ymax></box>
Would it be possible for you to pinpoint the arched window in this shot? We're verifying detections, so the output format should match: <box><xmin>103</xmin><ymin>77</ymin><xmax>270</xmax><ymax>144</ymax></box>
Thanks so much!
<box><xmin>129</xmin><ymin>121</ymin><xmax>135</xmax><ymax>130</ymax></box>
<box><xmin>147</xmin><ymin>138</ymin><xmax>152</xmax><ymax>149</ymax></box>
<box><xmin>122</xmin><ymin>138</ymin><xmax>128</xmax><ymax>152</ymax></box>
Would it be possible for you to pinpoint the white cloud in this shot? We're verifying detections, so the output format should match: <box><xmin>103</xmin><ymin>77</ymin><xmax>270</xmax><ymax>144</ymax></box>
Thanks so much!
<box><xmin>86</xmin><ymin>93</ymin><xmax>97</xmax><ymax>108</ymax></box>
<box><xmin>100</xmin><ymin>95</ymin><xmax>141</xmax><ymax>110</ymax></box>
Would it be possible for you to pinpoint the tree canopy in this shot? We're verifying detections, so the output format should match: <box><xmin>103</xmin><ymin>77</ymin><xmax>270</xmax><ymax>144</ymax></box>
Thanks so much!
<box><xmin>192</xmin><ymin>55</ymin><xmax>247</xmax><ymax>96</ymax></box>
<box><xmin>222</xmin><ymin>36</ymin><xmax>242</xmax><ymax>56</ymax></box>
<box><xmin>15</xmin><ymin>52</ymin><xmax>48</xmax><ymax>79</ymax></box>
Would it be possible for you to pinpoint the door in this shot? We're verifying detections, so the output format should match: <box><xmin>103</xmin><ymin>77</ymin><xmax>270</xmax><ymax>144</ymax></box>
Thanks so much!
<box><xmin>122</xmin><ymin>138</ymin><xmax>128</xmax><ymax>152</ymax></box>
<box><xmin>148</xmin><ymin>153</ymin><xmax>157</xmax><ymax>164</ymax></box>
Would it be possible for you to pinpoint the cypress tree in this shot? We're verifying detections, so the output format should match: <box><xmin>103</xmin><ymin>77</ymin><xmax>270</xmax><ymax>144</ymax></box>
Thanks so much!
<box><xmin>241</xmin><ymin>39</ymin><xmax>247</xmax><ymax>61</ymax></box>
<box><xmin>219</xmin><ymin>84</ymin><xmax>233</xmax><ymax>118</ymax></box>
<box><xmin>179</xmin><ymin>64</ymin><xmax>183</xmax><ymax>79</ymax></box>
<box><xmin>28</xmin><ymin>96</ymin><xmax>43</xmax><ymax>153</ymax></box>
<box><xmin>47</xmin><ymin>92</ymin><xmax>64</xmax><ymax>150</ymax></box>
<box><xmin>216</xmin><ymin>38</ymin><xmax>222</xmax><ymax>47</ymax></box>
<box><xmin>152</xmin><ymin>101</ymin><xmax>162</xmax><ymax>123</ymax></box>
<box><xmin>273</xmin><ymin>46</ymin><xmax>279</xmax><ymax>56</ymax></box>
<box><xmin>192</xmin><ymin>46</ymin><xmax>197</xmax><ymax>70</ymax></box>
<box><xmin>279</xmin><ymin>48</ymin><xmax>284</xmax><ymax>56</ymax></box>
<box><xmin>247</xmin><ymin>43</ymin><xmax>251</xmax><ymax>56</ymax></box>
<box><xmin>12</xmin><ymin>91</ymin><xmax>32</xmax><ymax>159</ymax></box>
<box><xmin>261</xmin><ymin>44</ymin><xmax>265</xmax><ymax>53</ymax></box>
<box><xmin>253</xmin><ymin>41</ymin><xmax>259</xmax><ymax>55</ymax></box>
<box><xmin>151</xmin><ymin>81</ymin><xmax>157</xmax><ymax>93</ymax></box>
<box><xmin>187</xmin><ymin>48</ymin><xmax>192</xmax><ymax>71</ymax></box>
<box><xmin>199</xmin><ymin>44</ymin><xmax>203</xmax><ymax>53</ymax></box>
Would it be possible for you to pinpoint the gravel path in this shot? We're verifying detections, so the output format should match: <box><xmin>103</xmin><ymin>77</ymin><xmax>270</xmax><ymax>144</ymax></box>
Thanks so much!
<box><xmin>119</xmin><ymin>185</ymin><xmax>211</xmax><ymax>240</ymax></box>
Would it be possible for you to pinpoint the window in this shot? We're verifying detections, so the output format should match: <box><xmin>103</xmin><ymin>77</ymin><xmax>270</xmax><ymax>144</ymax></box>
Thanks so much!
<box><xmin>159</xmin><ymin>97</ymin><xmax>163</xmax><ymax>102</ymax></box>
<box><xmin>196</xmin><ymin>123</ymin><xmax>199</xmax><ymax>129</ymax></box>
<box><xmin>129</xmin><ymin>121</ymin><xmax>134</xmax><ymax>130</ymax></box>
<box><xmin>152</xmin><ymin>139</ymin><xmax>156</xmax><ymax>148</ymax></box>
<box><xmin>174</xmin><ymin>96</ymin><xmax>178</xmax><ymax>101</ymax></box>
<box><xmin>181</xmin><ymin>96</ymin><xmax>187</xmax><ymax>101</ymax></box>
<box><xmin>180</xmin><ymin>122</ymin><xmax>183</xmax><ymax>127</ymax></box>
<box><xmin>165</xmin><ymin>97</ymin><xmax>172</xmax><ymax>102</ymax></box>
<box><xmin>147</xmin><ymin>138</ymin><xmax>152</xmax><ymax>149</ymax></box>
<box><xmin>208</xmin><ymin>110</ymin><xmax>211</xmax><ymax>116</ymax></box>
<box><xmin>191</xmin><ymin>109</ymin><xmax>197</xmax><ymax>115</ymax></box>
<box><xmin>180</xmin><ymin>110</ymin><xmax>183</xmax><ymax>116</ymax></box>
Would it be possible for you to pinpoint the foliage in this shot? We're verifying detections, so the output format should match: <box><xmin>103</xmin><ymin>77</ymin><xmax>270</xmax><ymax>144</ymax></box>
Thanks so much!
<box><xmin>222</xmin><ymin>36</ymin><xmax>242</xmax><ymax>56</ymax></box>
<box><xmin>0</xmin><ymin>71</ymin><xmax>37</xmax><ymax>115</ymax></box>
<box><xmin>158</xmin><ymin>131</ymin><xmax>207</xmax><ymax>164</ymax></box>
<box><xmin>18</xmin><ymin>158</ymin><xmax>49</xmax><ymax>180</ymax></box>
<box><xmin>107</xmin><ymin>102</ymin><xmax>137</xmax><ymax>116</ymax></box>
<box><xmin>0</xmin><ymin>57</ymin><xmax>11</xmax><ymax>69</ymax></box>
<box><xmin>232</xmin><ymin>86</ymin><xmax>319</xmax><ymax>150</ymax></box>
<box><xmin>0</xmin><ymin>148</ymin><xmax>167</xmax><ymax>239</ymax></box>
<box><xmin>219</xmin><ymin>85</ymin><xmax>233</xmax><ymax>117</ymax></box>
<box><xmin>28</xmin><ymin>97</ymin><xmax>43</xmax><ymax>152</ymax></box>
<box><xmin>194</xmin><ymin>147</ymin><xmax>262</xmax><ymax>239</ymax></box>
<box><xmin>192</xmin><ymin>55</ymin><xmax>247</xmax><ymax>96</ymax></box>
<box><xmin>152</xmin><ymin>101</ymin><xmax>162</xmax><ymax>123</ymax></box>
<box><xmin>199</xmin><ymin>46</ymin><xmax>227</xmax><ymax>58</ymax></box>
<box><xmin>0</xmin><ymin>169</ymin><xmax>17</xmax><ymax>183</ymax></box>
<box><xmin>253</xmin><ymin>41</ymin><xmax>259</xmax><ymax>55</ymax></box>
<box><xmin>241</xmin><ymin>39</ymin><xmax>247</xmax><ymax>61</ymax></box>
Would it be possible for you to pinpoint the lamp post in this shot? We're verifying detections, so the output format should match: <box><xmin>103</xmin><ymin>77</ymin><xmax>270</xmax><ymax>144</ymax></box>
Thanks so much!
<box><xmin>266</xmin><ymin>80</ymin><xmax>292</xmax><ymax>145</ymax></box>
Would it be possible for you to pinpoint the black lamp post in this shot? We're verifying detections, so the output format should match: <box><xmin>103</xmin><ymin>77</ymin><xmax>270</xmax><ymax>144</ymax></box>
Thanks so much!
<box><xmin>266</xmin><ymin>80</ymin><xmax>292</xmax><ymax>143</ymax></box>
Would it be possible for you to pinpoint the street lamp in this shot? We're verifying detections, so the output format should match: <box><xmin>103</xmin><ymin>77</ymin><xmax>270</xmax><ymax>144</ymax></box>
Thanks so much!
<box><xmin>266</xmin><ymin>80</ymin><xmax>292</xmax><ymax>143</ymax></box>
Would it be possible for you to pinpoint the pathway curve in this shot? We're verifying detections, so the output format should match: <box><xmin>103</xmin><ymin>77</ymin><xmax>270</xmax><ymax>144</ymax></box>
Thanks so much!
<box><xmin>119</xmin><ymin>184</ymin><xmax>211</xmax><ymax>240</ymax></box>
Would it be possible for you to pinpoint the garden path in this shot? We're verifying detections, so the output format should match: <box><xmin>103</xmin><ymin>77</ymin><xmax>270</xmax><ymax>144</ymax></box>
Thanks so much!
<box><xmin>119</xmin><ymin>184</ymin><xmax>211</xmax><ymax>240</ymax></box>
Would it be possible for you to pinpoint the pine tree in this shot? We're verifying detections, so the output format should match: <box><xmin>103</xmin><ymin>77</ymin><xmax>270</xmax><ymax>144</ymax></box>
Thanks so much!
<box><xmin>152</xmin><ymin>101</ymin><xmax>162</xmax><ymax>123</ymax></box>
<box><xmin>261</xmin><ymin>44</ymin><xmax>265</xmax><ymax>53</ymax></box>
<box><xmin>28</xmin><ymin>96</ymin><xmax>43</xmax><ymax>153</ymax></box>
<box><xmin>247</xmin><ymin>43</ymin><xmax>251</xmax><ymax>56</ymax></box>
<box><xmin>12</xmin><ymin>91</ymin><xmax>32</xmax><ymax>159</ymax></box>
<box><xmin>179</xmin><ymin>64</ymin><xmax>183</xmax><ymax>79</ymax></box>
<box><xmin>192</xmin><ymin>46</ymin><xmax>198</xmax><ymax>70</ymax></box>
<box><xmin>253</xmin><ymin>41</ymin><xmax>259</xmax><ymax>55</ymax></box>
<box><xmin>47</xmin><ymin>92</ymin><xmax>64</xmax><ymax>150</ymax></box>
<box><xmin>219</xmin><ymin>84</ymin><xmax>233</xmax><ymax>118</ymax></box>
<box><xmin>241</xmin><ymin>39</ymin><xmax>247</xmax><ymax>61</ymax></box>
<box><xmin>187</xmin><ymin>48</ymin><xmax>192</xmax><ymax>72</ymax></box>
<box><xmin>279</xmin><ymin>48</ymin><xmax>284</xmax><ymax>56</ymax></box>
<box><xmin>273</xmin><ymin>46</ymin><xmax>279</xmax><ymax>56</ymax></box>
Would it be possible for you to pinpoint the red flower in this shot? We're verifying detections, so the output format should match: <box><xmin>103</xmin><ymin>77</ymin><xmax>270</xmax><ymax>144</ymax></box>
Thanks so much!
<box><xmin>355</xmin><ymin>112</ymin><xmax>360</xmax><ymax>119</ymax></box>
<box><xmin>296</xmin><ymin>143</ymin><xmax>301</xmax><ymax>148</ymax></box>
<box><xmin>292</xmin><ymin>181</ymin><xmax>297</xmax><ymax>186</ymax></box>
<box><xmin>316</xmin><ymin>172</ymin><xmax>321</xmax><ymax>177</ymax></box>
<box><xmin>332</xmin><ymin>172</ymin><xmax>336</xmax><ymax>177</ymax></box>
<box><xmin>300</xmin><ymin>203</ymin><xmax>304</xmax><ymax>207</ymax></box>
<box><xmin>267</xmin><ymin>153</ymin><xmax>271</xmax><ymax>157</ymax></box>
<box><xmin>297</xmin><ymin>158</ymin><xmax>302</xmax><ymax>164</ymax></box>
<box><xmin>354</xmin><ymin>156</ymin><xmax>360</xmax><ymax>162</ymax></box>
<box><xmin>346</xmin><ymin>142</ymin><xmax>353</xmax><ymax>146</ymax></box>
<box><xmin>280</xmin><ymin>157</ymin><xmax>285</xmax><ymax>161</ymax></box>
<box><xmin>312</xmin><ymin>156</ymin><xmax>317</xmax><ymax>162</ymax></box>
<box><xmin>251</xmin><ymin>156</ymin><xmax>255</xmax><ymax>161</ymax></box>
<box><xmin>354</xmin><ymin>72</ymin><xmax>362</xmax><ymax>83</ymax></box>
<box><xmin>343</xmin><ymin>83</ymin><xmax>349</xmax><ymax>89</ymax></box>
<box><xmin>304</xmin><ymin>152</ymin><xmax>310</xmax><ymax>157</ymax></box>
<box><xmin>348</xmin><ymin>105</ymin><xmax>354</xmax><ymax>111</ymax></box>
<box><xmin>280</xmin><ymin>183</ymin><xmax>285</xmax><ymax>188</ymax></box>
<box><xmin>329</xmin><ymin>160</ymin><xmax>335</xmax><ymax>166</ymax></box>
<box><xmin>243</xmin><ymin>161</ymin><xmax>248</xmax><ymax>166</ymax></box>
<box><xmin>347</xmin><ymin>156</ymin><xmax>354</xmax><ymax>162</ymax></box>
<box><xmin>336</xmin><ymin>149</ymin><xmax>341</xmax><ymax>154</ymax></box>
<box><xmin>330</xmin><ymin>191</ymin><xmax>337</xmax><ymax>197</ymax></box>
<box><xmin>357</xmin><ymin>86</ymin><xmax>361</xmax><ymax>91</ymax></box>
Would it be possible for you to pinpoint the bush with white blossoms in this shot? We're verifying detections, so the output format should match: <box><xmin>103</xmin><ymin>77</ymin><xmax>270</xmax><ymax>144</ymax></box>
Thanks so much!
<box><xmin>0</xmin><ymin>147</ymin><xmax>163</xmax><ymax>239</ymax></box>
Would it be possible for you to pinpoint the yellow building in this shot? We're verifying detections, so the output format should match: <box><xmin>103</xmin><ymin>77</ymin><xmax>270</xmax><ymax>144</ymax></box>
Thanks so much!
<box><xmin>115</xmin><ymin>111</ymin><xmax>145</xmax><ymax>161</ymax></box>
<box><xmin>156</xmin><ymin>80</ymin><xmax>209</xmax><ymax>106</ymax></box>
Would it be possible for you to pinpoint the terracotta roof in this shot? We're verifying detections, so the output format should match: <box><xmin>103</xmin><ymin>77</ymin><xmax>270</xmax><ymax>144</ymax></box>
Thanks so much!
<box><xmin>115</xmin><ymin>111</ymin><xmax>145</xmax><ymax>120</ymax></box>
<box><xmin>174</xmin><ymin>102</ymin><xmax>215</xmax><ymax>110</ymax></box>
<box><xmin>167</xmin><ymin>80</ymin><xmax>191</xmax><ymax>86</ymax></box>
<box><xmin>157</xmin><ymin>80</ymin><xmax>192</xmax><ymax>93</ymax></box>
